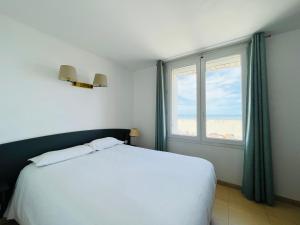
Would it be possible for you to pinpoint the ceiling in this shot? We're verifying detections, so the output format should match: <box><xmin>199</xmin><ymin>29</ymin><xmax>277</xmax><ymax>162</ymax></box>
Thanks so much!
<box><xmin>1</xmin><ymin>0</ymin><xmax>300</xmax><ymax>71</ymax></box>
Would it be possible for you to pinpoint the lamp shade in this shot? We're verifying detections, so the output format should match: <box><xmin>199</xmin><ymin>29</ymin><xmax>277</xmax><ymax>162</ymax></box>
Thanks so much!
<box><xmin>59</xmin><ymin>65</ymin><xmax>77</xmax><ymax>82</ymax></box>
<box><xmin>93</xmin><ymin>74</ymin><xmax>107</xmax><ymax>87</ymax></box>
<box><xmin>129</xmin><ymin>128</ymin><xmax>140</xmax><ymax>137</ymax></box>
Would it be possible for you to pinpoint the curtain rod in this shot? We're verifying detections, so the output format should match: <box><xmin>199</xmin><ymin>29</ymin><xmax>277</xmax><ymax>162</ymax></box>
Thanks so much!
<box><xmin>164</xmin><ymin>33</ymin><xmax>271</xmax><ymax>62</ymax></box>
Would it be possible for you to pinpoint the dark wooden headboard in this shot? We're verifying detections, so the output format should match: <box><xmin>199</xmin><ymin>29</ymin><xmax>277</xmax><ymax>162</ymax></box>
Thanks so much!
<box><xmin>0</xmin><ymin>129</ymin><xmax>130</xmax><ymax>190</ymax></box>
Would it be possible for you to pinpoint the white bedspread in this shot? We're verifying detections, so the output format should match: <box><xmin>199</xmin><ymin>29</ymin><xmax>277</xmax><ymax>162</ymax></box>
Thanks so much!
<box><xmin>5</xmin><ymin>145</ymin><xmax>216</xmax><ymax>225</ymax></box>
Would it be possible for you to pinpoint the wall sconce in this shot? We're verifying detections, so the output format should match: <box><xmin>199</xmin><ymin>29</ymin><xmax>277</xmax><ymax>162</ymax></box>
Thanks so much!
<box><xmin>58</xmin><ymin>65</ymin><xmax>108</xmax><ymax>89</ymax></box>
<box><xmin>93</xmin><ymin>74</ymin><xmax>107</xmax><ymax>87</ymax></box>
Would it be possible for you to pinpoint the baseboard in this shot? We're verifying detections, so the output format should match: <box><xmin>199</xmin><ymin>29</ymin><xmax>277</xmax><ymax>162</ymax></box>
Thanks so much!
<box><xmin>217</xmin><ymin>180</ymin><xmax>241</xmax><ymax>190</ymax></box>
<box><xmin>217</xmin><ymin>179</ymin><xmax>300</xmax><ymax>207</ymax></box>
<box><xmin>275</xmin><ymin>195</ymin><xmax>300</xmax><ymax>207</ymax></box>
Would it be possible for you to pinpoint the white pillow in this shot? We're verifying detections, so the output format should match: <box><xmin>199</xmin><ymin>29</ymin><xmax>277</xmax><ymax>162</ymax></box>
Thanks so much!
<box><xmin>29</xmin><ymin>145</ymin><xmax>95</xmax><ymax>167</ymax></box>
<box><xmin>87</xmin><ymin>137</ymin><xmax>123</xmax><ymax>150</ymax></box>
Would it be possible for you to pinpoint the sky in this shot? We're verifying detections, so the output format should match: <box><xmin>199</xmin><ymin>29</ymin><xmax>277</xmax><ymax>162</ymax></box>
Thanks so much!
<box><xmin>176</xmin><ymin>67</ymin><xmax>242</xmax><ymax>119</ymax></box>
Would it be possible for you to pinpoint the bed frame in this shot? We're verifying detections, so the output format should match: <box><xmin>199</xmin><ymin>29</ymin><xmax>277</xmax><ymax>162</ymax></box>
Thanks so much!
<box><xmin>0</xmin><ymin>129</ymin><xmax>130</xmax><ymax>206</ymax></box>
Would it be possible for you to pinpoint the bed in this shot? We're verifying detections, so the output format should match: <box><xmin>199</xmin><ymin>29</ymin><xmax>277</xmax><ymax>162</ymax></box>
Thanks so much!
<box><xmin>0</xmin><ymin>129</ymin><xmax>216</xmax><ymax>225</ymax></box>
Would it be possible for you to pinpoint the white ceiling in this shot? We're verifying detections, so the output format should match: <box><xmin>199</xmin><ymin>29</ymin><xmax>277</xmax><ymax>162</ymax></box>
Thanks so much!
<box><xmin>1</xmin><ymin>0</ymin><xmax>300</xmax><ymax>71</ymax></box>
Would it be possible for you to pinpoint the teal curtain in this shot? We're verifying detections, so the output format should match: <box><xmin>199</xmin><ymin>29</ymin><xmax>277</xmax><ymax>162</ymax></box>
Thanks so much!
<box><xmin>155</xmin><ymin>60</ymin><xmax>167</xmax><ymax>151</ymax></box>
<box><xmin>242</xmin><ymin>32</ymin><xmax>274</xmax><ymax>205</ymax></box>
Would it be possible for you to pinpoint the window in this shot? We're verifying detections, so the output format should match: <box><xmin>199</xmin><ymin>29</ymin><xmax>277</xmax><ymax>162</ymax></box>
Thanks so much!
<box><xmin>171</xmin><ymin>64</ymin><xmax>197</xmax><ymax>136</ymax></box>
<box><xmin>168</xmin><ymin>45</ymin><xmax>246</xmax><ymax>145</ymax></box>
<box><xmin>204</xmin><ymin>54</ymin><xmax>243</xmax><ymax>141</ymax></box>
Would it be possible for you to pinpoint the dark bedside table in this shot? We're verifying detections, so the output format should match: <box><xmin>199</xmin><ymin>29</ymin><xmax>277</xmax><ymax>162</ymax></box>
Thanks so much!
<box><xmin>0</xmin><ymin>182</ymin><xmax>9</xmax><ymax>217</ymax></box>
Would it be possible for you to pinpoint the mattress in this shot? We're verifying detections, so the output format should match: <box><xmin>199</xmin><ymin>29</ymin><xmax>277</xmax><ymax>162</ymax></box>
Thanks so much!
<box><xmin>5</xmin><ymin>144</ymin><xmax>216</xmax><ymax>225</ymax></box>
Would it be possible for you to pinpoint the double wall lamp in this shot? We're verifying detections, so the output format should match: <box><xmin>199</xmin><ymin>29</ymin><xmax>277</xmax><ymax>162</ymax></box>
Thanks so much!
<box><xmin>58</xmin><ymin>65</ymin><xmax>107</xmax><ymax>89</ymax></box>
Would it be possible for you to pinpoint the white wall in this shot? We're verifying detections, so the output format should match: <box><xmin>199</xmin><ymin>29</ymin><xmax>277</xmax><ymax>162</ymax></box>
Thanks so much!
<box><xmin>267</xmin><ymin>29</ymin><xmax>300</xmax><ymax>201</ymax></box>
<box><xmin>0</xmin><ymin>14</ymin><xmax>133</xmax><ymax>144</ymax></box>
<box><xmin>133</xmin><ymin>66</ymin><xmax>156</xmax><ymax>149</ymax></box>
<box><xmin>133</xmin><ymin>29</ymin><xmax>300</xmax><ymax>201</ymax></box>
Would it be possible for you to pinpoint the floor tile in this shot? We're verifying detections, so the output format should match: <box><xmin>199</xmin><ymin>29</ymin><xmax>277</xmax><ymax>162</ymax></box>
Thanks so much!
<box><xmin>212</xmin><ymin>199</ymin><xmax>229</xmax><ymax>225</ymax></box>
<box><xmin>228</xmin><ymin>188</ymin><xmax>267</xmax><ymax>215</ymax></box>
<box><xmin>265</xmin><ymin>202</ymin><xmax>300</xmax><ymax>225</ymax></box>
<box><xmin>214</xmin><ymin>184</ymin><xmax>300</xmax><ymax>225</ymax></box>
<box><xmin>216</xmin><ymin>184</ymin><xmax>230</xmax><ymax>202</ymax></box>
<box><xmin>229</xmin><ymin>206</ymin><xmax>270</xmax><ymax>225</ymax></box>
<box><xmin>268</xmin><ymin>215</ymin><xmax>297</xmax><ymax>225</ymax></box>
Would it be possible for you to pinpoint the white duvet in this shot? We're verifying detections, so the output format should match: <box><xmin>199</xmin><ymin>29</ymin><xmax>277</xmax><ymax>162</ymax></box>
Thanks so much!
<box><xmin>5</xmin><ymin>145</ymin><xmax>216</xmax><ymax>225</ymax></box>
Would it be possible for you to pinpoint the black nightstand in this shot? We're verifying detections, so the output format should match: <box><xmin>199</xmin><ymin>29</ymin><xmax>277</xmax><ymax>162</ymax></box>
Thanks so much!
<box><xmin>0</xmin><ymin>181</ymin><xmax>9</xmax><ymax>216</ymax></box>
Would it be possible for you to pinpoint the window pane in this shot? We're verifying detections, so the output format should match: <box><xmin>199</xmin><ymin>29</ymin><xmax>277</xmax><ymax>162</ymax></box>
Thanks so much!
<box><xmin>171</xmin><ymin>65</ymin><xmax>197</xmax><ymax>136</ymax></box>
<box><xmin>205</xmin><ymin>55</ymin><xmax>243</xmax><ymax>141</ymax></box>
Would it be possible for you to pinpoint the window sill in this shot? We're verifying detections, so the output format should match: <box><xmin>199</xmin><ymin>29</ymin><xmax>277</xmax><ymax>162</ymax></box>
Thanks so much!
<box><xmin>168</xmin><ymin>136</ymin><xmax>244</xmax><ymax>150</ymax></box>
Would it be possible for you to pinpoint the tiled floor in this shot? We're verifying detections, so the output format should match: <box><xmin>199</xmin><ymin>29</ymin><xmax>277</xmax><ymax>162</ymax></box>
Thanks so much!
<box><xmin>1</xmin><ymin>184</ymin><xmax>300</xmax><ymax>225</ymax></box>
<box><xmin>213</xmin><ymin>184</ymin><xmax>300</xmax><ymax>225</ymax></box>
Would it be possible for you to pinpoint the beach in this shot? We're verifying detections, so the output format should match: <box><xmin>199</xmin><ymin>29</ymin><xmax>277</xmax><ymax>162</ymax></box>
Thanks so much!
<box><xmin>175</xmin><ymin>119</ymin><xmax>243</xmax><ymax>140</ymax></box>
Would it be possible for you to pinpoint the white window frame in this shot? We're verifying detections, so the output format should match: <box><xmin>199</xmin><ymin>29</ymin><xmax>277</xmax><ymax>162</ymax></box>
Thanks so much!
<box><xmin>200</xmin><ymin>44</ymin><xmax>247</xmax><ymax>146</ymax></box>
<box><xmin>166</xmin><ymin>44</ymin><xmax>247</xmax><ymax>148</ymax></box>
<box><xmin>167</xmin><ymin>55</ymin><xmax>201</xmax><ymax>142</ymax></box>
